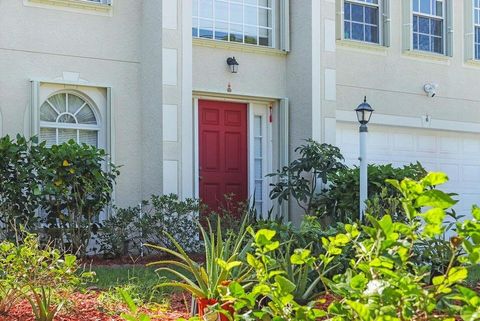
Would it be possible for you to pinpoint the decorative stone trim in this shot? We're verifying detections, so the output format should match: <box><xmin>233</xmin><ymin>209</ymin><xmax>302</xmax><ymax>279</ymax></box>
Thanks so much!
<box><xmin>25</xmin><ymin>0</ymin><xmax>112</xmax><ymax>15</ymax></box>
<box><xmin>402</xmin><ymin>50</ymin><xmax>451</xmax><ymax>65</ymax></box>
<box><xmin>193</xmin><ymin>38</ymin><xmax>287</xmax><ymax>57</ymax></box>
<box><xmin>336</xmin><ymin>39</ymin><xmax>388</xmax><ymax>55</ymax></box>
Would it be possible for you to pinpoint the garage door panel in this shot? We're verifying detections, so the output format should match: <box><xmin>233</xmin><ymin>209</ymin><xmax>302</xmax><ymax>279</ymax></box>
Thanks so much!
<box><xmin>439</xmin><ymin>137</ymin><xmax>459</xmax><ymax>154</ymax></box>
<box><xmin>463</xmin><ymin>139</ymin><xmax>480</xmax><ymax>154</ymax></box>
<box><xmin>462</xmin><ymin>165</ymin><xmax>480</xmax><ymax>182</ymax></box>
<box><xmin>393</xmin><ymin>133</ymin><xmax>415</xmax><ymax>151</ymax></box>
<box><xmin>336</xmin><ymin>122</ymin><xmax>480</xmax><ymax>221</ymax></box>
<box><xmin>416</xmin><ymin>135</ymin><xmax>437</xmax><ymax>153</ymax></box>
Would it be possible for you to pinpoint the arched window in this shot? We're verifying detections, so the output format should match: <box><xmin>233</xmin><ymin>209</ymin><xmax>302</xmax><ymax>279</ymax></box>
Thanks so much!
<box><xmin>39</xmin><ymin>92</ymin><xmax>100</xmax><ymax>147</ymax></box>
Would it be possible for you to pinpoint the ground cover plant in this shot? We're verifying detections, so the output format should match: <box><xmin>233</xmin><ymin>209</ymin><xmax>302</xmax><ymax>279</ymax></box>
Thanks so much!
<box><xmin>0</xmin><ymin>232</ymin><xmax>94</xmax><ymax>321</ymax></box>
<box><xmin>170</xmin><ymin>172</ymin><xmax>480</xmax><ymax>321</ymax></box>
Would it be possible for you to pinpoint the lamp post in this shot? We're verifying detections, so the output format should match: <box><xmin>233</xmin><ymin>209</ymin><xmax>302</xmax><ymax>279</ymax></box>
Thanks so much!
<box><xmin>355</xmin><ymin>96</ymin><xmax>374</xmax><ymax>222</ymax></box>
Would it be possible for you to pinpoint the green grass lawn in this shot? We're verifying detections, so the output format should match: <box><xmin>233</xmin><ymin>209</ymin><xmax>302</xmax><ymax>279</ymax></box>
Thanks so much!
<box><xmin>89</xmin><ymin>265</ymin><xmax>183</xmax><ymax>304</ymax></box>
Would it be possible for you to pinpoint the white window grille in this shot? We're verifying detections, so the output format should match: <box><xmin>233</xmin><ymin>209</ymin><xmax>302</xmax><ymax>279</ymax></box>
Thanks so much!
<box><xmin>344</xmin><ymin>0</ymin><xmax>381</xmax><ymax>44</ymax></box>
<box><xmin>412</xmin><ymin>0</ymin><xmax>445</xmax><ymax>54</ymax></box>
<box><xmin>253</xmin><ymin>115</ymin><xmax>264</xmax><ymax>215</ymax></box>
<box><xmin>39</xmin><ymin>92</ymin><xmax>100</xmax><ymax>147</ymax></box>
<box><xmin>193</xmin><ymin>0</ymin><xmax>275</xmax><ymax>47</ymax></box>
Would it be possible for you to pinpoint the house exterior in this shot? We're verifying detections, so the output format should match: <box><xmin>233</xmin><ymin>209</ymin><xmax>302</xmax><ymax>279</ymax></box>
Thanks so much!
<box><xmin>1</xmin><ymin>0</ymin><xmax>480</xmax><ymax>223</ymax></box>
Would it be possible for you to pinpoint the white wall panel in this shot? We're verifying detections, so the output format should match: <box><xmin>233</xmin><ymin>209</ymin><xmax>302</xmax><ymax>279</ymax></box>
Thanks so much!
<box><xmin>162</xmin><ymin>48</ymin><xmax>178</xmax><ymax>86</ymax></box>
<box><xmin>163</xmin><ymin>104</ymin><xmax>178</xmax><ymax>141</ymax></box>
<box><xmin>324</xmin><ymin>19</ymin><xmax>336</xmax><ymax>52</ymax></box>
<box><xmin>163</xmin><ymin>160</ymin><xmax>178</xmax><ymax>194</ymax></box>
<box><xmin>162</xmin><ymin>0</ymin><xmax>178</xmax><ymax>29</ymax></box>
<box><xmin>324</xmin><ymin>69</ymin><xmax>336</xmax><ymax>101</ymax></box>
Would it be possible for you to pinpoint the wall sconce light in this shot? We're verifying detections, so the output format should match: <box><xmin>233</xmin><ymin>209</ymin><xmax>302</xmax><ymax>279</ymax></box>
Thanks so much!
<box><xmin>226</xmin><ymin>56</ymin><xmax>239</xmax><ymax>73</ymax></box>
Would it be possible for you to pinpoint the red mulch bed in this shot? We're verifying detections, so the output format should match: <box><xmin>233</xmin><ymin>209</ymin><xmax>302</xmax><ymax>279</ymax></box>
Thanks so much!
<box><xmin>0</xmin><ymin>291</ymin><xmax>190</xmax><ymax>321</ymax></box>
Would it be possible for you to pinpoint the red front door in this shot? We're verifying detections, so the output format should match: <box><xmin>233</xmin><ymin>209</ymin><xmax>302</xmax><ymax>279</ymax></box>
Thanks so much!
<box><xmin>199</xmin><ymin>100</ymin><xmax>248</xmax><ymax>213</ymax></box>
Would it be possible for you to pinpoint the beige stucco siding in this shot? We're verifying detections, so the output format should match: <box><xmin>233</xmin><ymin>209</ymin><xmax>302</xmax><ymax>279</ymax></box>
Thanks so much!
<box><xmin>192</xmin><ymin>43</ymin><xmax>287</xmax><ymax>98</ymax></box>
<box><xmin>0</xmin><ymin>0</ymin><xmax>156</xmax><ymax>208</ymax></box>
<box><xmin>336</xmin><ymin>0</ymin><xmax>480</xmax><ymax>124</ymax></box>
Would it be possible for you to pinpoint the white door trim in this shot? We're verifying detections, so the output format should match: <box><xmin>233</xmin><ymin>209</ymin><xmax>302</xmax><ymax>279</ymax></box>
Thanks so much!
<box><xmin>193</xmin><ymin>97</ymin><xmax>273</xmax><ymax>216</ymax></box>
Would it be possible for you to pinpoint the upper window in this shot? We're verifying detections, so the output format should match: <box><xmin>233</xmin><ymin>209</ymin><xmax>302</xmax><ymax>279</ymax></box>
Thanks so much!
<box><xmin>192</xmin><ymin>0</ymin><xmax>274</xmax><ymax>47</ymax></box>
<box><xmin>475</xmin><ymin>0</ymin><xmax>480</xmax><ymax>59</ymax></box>
<box><xmin>412</xmin><ymin>0</ymin><xmax>445</xmax><ymax>54</ymax></box>
<box><xmin>344</xmin><ymin>0</ymin><xmax>381</xmax><ymax>44</ymax></box>
<box><xmin>40</xmin><ymin>92</ymin><xmax>100</xmax><ymax>147</ymax></box>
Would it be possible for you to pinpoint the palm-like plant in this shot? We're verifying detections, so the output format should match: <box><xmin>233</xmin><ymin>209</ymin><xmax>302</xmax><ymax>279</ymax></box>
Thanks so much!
<box><xmin>147</xmin><ymin>217</ymin><xmax>251</xmax><ymax>300</ymax></box>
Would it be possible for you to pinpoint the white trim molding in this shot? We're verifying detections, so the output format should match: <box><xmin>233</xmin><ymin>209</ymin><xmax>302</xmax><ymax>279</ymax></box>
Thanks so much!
<box><xmin>335</xmin><ymin>110</ymin><xmax>480</xmax><ymax>134</ymax></box>
<box><xmin>24</xmin><ymin>0</ymin><xmax>112</xmax><ymax>15</ymax></box>
<box><xmin>181</xmin><ymin>0</ymin><xmax>194</xmax><ymax>199</ymax></box>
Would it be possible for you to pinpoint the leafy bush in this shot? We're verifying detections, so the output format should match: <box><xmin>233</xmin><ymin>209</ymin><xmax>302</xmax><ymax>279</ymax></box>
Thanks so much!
<box><xmin>216</xmin><ymin>226</ymin><xmax>357</xmax><ymax>320</ymax></box>
<box><xmin>0</xmin><ymin>135</ymin><xmax>43</xmax><ymax>241</ymax></box>
<box><xmin>324</xmin><ymin>173</ymin><xmax>472</xmax><ymax>320</ymax></box>
<box><xmin>0</xmin><ymin>135</ymin><xmax>118</xmax><ymax>256</ymax></box>
<box><xmin>317</xmin><ymin>162</ymin><xmax>427</xmax><ymax>222</ymax></box>
<box><xmin>268</xmin><ymin>139</ymin><xmax>345</xmax><ymax>215</ymax></box>
<box><xmin>217</xmin><ymin>173</ymin><xmax>479</xmax><ymax>320</ymax></box>
<box><xmin>99</xmin><ymin>194</ymin><xmax>202</xmax><ymax>257</ymax></box>
<box><xmin>38</xmin><ymin>140</ymin><xmax>119</xmax><ymax>256</ymax></box>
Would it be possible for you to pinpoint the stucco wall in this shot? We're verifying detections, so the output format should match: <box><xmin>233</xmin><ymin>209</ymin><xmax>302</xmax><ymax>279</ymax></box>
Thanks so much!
<box><xmin>192</xmin><ymin>42</ymin><xmax>287</xmax><ymax>99</ymax></box>
<box><xmin>336</xmin><ymin>0</ymin><xmax>480</xmax><ymax>125</ymax></box>
<box><xmin>0</xmin><ymin>0</ymin><xmax>154</xmax><ymax>208</ymax></box>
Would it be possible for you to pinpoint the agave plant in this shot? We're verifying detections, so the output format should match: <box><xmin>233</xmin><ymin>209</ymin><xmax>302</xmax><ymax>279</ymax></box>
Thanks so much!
<box><xmin>147</xmin><ymin>217</ymin><xmax>251</xmax><ymax>300</ymax></box>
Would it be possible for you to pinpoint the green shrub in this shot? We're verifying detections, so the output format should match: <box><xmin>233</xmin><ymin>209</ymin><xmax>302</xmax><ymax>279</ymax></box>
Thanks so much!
<box><xmin>0</xmin><ymin>135</ymin><xmax>118</xmax><ymax>255</ymax></box>
<box><xmin>268</xmin><ymin>139</ymin><xmax>345</xmax><ymax>216</ymax></box>
<box><xmin>323</xmin><ymin>173</ymin><xmax>470</xmax><ymax>320</ymax></box>
<box><xmin>99</xmin><ymin>194</ymin><xmax>202</xmax><ymax>258</ymax></box>
<box><xmin>0</xmin><ymin>135</ymin><xmax>43</xmax><ymax>241</ymax></box>
<box><xmin>38</xmin><ymin>140</ymin><xmax>119</xmax><ymax>256</ymax></box>
<box><xmin>316</xmin><ymin>162</ymin><xmax>427</xmax><ymax>222</ymax></box>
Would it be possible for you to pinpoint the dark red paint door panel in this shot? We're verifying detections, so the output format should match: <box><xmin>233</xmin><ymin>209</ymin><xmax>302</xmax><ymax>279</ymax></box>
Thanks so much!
<box><xmin>199</xmin><ymin>100</ymin><xmax>248</xmax><ymax>213</ymax></box>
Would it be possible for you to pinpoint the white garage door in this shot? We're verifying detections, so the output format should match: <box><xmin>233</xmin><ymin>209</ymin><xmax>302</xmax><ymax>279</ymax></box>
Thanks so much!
<box><xmin>336</xmin><ymin>122</ymin><xmax>480</xmax><ymax>220</ymax></box>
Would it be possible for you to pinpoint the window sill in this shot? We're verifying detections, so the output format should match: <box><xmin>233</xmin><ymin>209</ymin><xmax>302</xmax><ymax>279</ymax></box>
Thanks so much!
<box><xmin>464</xmin><ymin>59</ymin><xmax>480</xmax><ymax>68</ymax></box>
<box><xmin>193</xmin><ymin>38</ymin><xmax>287</xmax><ymax>57</ymax></box>
<box><xmin>25</xmin><ymin>0</ymin><xmax>112</xmax><ymax>15</ymax></box>
<box><xmin>336</xmin><ymin>39</ymin><xmax>388</xmax><ymax>55</ymax></box>
<box><xmin>402</xmin><ymin>50</ymin><xmax>451</xmax><ymax>65</ymax></box>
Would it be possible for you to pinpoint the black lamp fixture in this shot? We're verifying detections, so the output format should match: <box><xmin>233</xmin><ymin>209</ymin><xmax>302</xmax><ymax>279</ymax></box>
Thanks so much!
<box><xmin>226</xmin><ymin>56</ymin><xmax>239</xmax><ymax>73</ymax></box>
<box><xmin>355</xmin><ymin>96</ymin><xmax>374</xmax><ymax>127</ymax></box>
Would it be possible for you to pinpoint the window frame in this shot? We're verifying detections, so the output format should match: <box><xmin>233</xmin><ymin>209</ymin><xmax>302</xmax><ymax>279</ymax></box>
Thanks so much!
<box><xmin>343</xmin><ymin>0</ymin><xmax>383</xmax><ymax>45</ymax></box>
<box><xmin>39</xmin><ymin>91</ymin><xmax>102</xmax><ymax>147</ymax></box>
<box><xmin>412</xmin><ymin>0</ymin><xmax>446</xmax><ymax>55</ymax></box>
<box><xmin>192</xmin><ymin>0</ymin><xmax>276</xmax><ymax>48</ymax></box>
<box><xmin>474</xmin><ymin>0</ymin><xmax>480</xmax><ymax>59</ymax></box>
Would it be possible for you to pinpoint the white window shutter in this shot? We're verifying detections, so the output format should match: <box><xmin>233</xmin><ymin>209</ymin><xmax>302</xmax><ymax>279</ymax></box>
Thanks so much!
<box><xmin>402</xmin><ymin>0</ymin><xmax>413</xmax><ymax>51</ymax></box>
<box><xmin>279</xmin><ymin>98</ymin><xmax>289</xmax><ymax>169</ymax></box>
<box><xmin>279</xmin><ymin>98</ymin><xmax>289</xmax><ymax>221</ymax></box>
<box><xmin>465</xmin><ymin>0</ymin><xmax>475</xmax><ymax>61</ymax></box>
<box><xmin>382</xmin><ymin>0</ymin><xmax>391</xmax><ymax>47</ymax></box>
<box><xmin>30</xmin><ymin>81</ymin><xmax>40</xmax><ymax>138</ymax></box>
<box><xmin>336</xmin><ymin>0</ymin><xmax>344</xmax><ymax>40</ymax></box>
<box><xmin>445</xmin><ymin>0</ymin><xmax>454</xmax><ymax>57</ymax></box>
<box><xmin>280</xmin><ymin>0</ymin><xmax>290</xmax><ymax>52</ymax></box>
